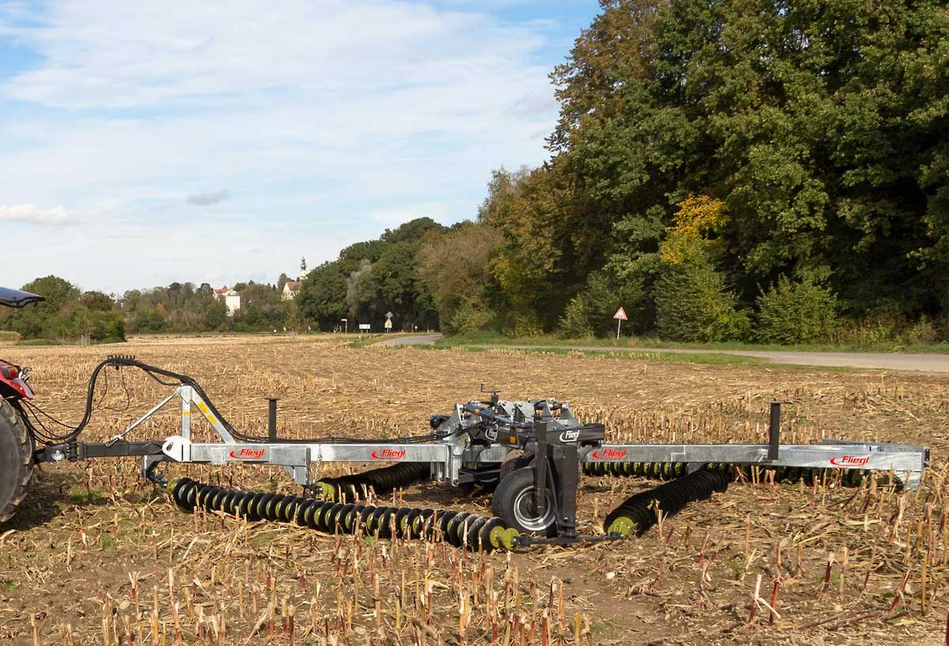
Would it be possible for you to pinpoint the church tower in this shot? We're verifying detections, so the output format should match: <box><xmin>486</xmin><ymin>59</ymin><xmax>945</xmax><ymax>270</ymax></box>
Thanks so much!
<box><xmin>299</xmin><ymin>257</ymin><xmax>308</xmax><ymax>281</ymax></box>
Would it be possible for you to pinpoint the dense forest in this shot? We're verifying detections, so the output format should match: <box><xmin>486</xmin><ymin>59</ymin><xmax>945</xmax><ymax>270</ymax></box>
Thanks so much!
<box><xmin>2</xmin><ymin>0</ymin><xmax>947</xmax><ymax>345</ymax></box>
<box><xmin>302</xmin><ymin>0</ymin><xmax>948</xmax><ymax>344</ymax></box>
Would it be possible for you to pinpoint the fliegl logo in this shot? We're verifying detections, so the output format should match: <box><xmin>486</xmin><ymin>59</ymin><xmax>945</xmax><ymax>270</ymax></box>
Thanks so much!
<box><xmin>592</xmin><ymin>448</ymin><xmax>628</xmax><ymax>460</ymax></box>
<box><xmin>229</xmin><ymin>448</ymin><xmax>266</xmax><ymax>460</ymax></box>
<box><xmin>371</xmin><ymin>448</ymin><xmax>407</xmax><ymax>460</ymax></box>
<box><xmin>559</xmin><ymin>429</ymin><xmax>581</xmax><ymax>443</ymax></box>
<box><xmin>830</xmin><ymin>455</ymin><xmax>871</xmax><ymax>467</ymax></box>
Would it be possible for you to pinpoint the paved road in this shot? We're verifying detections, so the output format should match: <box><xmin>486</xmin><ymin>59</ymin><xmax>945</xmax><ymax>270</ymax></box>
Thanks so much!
<box><xmin>376</xmin><ymin>334</ymin><xmax>445</xmax><ymax>347</ymax></box>
<box><xmin>378</xmin><ymin>334</ymin><xmax>949</xmax><ymax>372</ymax></box>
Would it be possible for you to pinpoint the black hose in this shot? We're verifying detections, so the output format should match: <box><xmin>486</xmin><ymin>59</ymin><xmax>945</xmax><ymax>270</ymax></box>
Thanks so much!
<box><xmin>23</xmin><ymin>356</ymin><xmax>436</xmax><ymax>446</ymax></box>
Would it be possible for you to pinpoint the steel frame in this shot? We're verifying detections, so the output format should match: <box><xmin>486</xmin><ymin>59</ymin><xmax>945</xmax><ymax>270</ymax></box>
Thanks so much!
<box><xmin>39</xmin><ymin>384</ymin><xmax>931</xmax><ymax>496</ymax></box>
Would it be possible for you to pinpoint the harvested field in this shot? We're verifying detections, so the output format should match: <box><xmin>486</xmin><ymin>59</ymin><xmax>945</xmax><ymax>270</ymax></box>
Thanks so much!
<box><xmin>1</xmin><ymin>335</ymin><xmax>949</xmax><ymax>645</ymax></box>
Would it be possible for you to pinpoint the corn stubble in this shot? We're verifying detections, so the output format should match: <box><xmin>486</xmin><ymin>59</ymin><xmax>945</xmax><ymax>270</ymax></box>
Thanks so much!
<box><xmin>1</xmin><ymin>335</ymin><xmax>949</xmax><ymax>644</ymax></box>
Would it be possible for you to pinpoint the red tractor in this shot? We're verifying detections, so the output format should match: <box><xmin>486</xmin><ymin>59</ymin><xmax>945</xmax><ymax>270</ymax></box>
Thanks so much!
<box><xmin>0</xmin><ymin>286</ymin><xmax>44</xmax><ymax>522</ymax></box>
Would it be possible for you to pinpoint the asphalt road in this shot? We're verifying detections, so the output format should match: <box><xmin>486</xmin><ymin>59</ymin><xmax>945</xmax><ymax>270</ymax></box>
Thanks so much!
<box><xmin>378</xmin><ymin>334</ymin><xmax>949</xmax><ymax>372</ymax></box>
<box><xmin>376</xmin><ymin>334</ymin><xmax>445</xmax><ymax>347</ymax></box>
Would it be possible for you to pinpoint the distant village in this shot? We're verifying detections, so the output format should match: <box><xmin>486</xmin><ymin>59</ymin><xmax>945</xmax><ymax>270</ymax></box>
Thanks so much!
<box><xmin>213</xmin><ymin>257</ymin><xmax>309</xmax><ymax>316</ymax></box>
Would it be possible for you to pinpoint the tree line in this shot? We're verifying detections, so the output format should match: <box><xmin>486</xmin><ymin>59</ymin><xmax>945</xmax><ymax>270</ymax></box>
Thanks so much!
<box><xmin>0</xmin><ymin>276</ymin><xmax>304</xmax><ymax>343</ymax></box>
<box><xmin>473</xmin><ymin>0</ymin><xmax>945</xmax><ymax>344</ymax></box>
<box><xmin>4</xmin><ymin>0</ymin><xmax>946</xmax><ymax>345</ymax></box>
<box><xmin>304</xmin><ymin>0</ymin><xmax>947</xmax><ymax>345</ymax></box>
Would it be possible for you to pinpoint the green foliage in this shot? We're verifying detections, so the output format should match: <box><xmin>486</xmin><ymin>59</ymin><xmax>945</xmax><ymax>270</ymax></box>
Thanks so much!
<box><xmin>511</xmin><ymin>314</ymin><xmax>545</xmax><ymax>338</ymax></box>
<box><xmin>558</xmin><ymin>271</ymin><xmax>645</xmax><ymax>338</ymax></box>
<box><xmin>8</xmin><ymin>0</ymin><xmax>945</xmax><ymax>344</ymax></box>
<box><xmin>417</xmin><ymin>222</ymin><xmax>502</xmax><ymax>334</ymax></box>
<box><xmin>558</xmin><ymin>296</ymin><xmax>595</xmax><ymax>338</ymax></box>
<box><xmin>297</xmin><ymin>261</ymin><xmax>349</xmax><ymax>330</ymax></box>
<box><xmin>755</xmin><ymin>276</ymin><xmax>838</xmax><ymax>345</ymax></box>
<box><xmin>654</xmin><ymin>253</ymin><xmax>750</xmax><ymax>343</ymax></box>
<box><xmin>449</xmin><ymin>302</ymin><xmax>496</xmax><ymax>334</ymax></box>
<box><xmin>464</xmin><ymin>0</ymin><xmax>948</xmax><ymax>341</ymax></box>
<box><xmin>0</xmin><ymin>276</ymin><xmax>126</xmax><ymax>342</ymax></box>
<box><xmin>296</xmin><ymin>217</ymin><xmax>445</xmax><ymax>331</ymax></box>
<box><xmin>232</xmin><ymin>283</ymin><xmax>287</xmax><ymax>332</ymax></box>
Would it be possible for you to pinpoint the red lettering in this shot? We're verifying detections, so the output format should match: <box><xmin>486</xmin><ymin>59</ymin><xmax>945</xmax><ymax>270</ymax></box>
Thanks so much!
<box><xmin>591</xmin><ymin>448</ymin><xmax>628</xmax><ymax>460</ymax></box>
<box><xmin>830</xmin><ymin>455</ymin><xmax>870</xmax><ymax>467</ymax></box>
<box><xmin>229</xmin><ymin>448</ymin><xmax>266</xmax><ymax>460</ymax></box>
<box><xmin>371</xmin><ymin>449</ymin><xmax>407</xmax><ymax>460</ymax></box>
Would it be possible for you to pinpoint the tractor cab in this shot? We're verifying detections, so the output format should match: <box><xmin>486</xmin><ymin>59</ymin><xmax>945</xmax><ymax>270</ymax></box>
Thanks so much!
<box><xmin>0</xmin><ymin>285</ymin><xmax>42</xmax><ymax>523</ymax></box>
<box><xmin>0</xmin><ymin>286</ymin><xmax>43</xmax><ymax>401</ymax></box>
<box><xmin>0</xmin><ymin>286</ymin><xmax>44</xmax><ymax>309</ymax></box>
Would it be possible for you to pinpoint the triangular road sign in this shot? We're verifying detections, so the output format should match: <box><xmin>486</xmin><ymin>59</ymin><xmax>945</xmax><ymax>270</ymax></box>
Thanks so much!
<box><xmin>613</xmin><ymin>307</ymin><xmax>628</xmax><ymax>321</ymax></box>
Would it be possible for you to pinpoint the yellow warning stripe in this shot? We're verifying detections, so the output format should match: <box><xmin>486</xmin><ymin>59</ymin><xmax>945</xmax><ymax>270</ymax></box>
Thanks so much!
<box><xmin>196</xmin><ymin>401</ymin><xmax>218</xmax><ymax>425</ymax></box>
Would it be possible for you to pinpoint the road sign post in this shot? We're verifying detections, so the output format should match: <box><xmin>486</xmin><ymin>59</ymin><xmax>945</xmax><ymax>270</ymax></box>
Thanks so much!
<box><xmin>613</xmin><ymin>306</ymin><xmax>628</xmax><ymax>340</ymax></box>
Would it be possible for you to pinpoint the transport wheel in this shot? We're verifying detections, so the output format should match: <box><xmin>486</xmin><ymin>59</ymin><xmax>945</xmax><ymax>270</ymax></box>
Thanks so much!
<box><xmin>492</xmin><ymin>467</ymin><xmax>557</xmax><ymax>537</ymax></box>
<box><xmin>499</xmin><ymin>450</ymin><xmax>532</xmax><ymax>480</ymax></box>
<box><xmin>0</xmin><ymin>399</ymin><xmax>33</xmax><ymax>524</ymax></box>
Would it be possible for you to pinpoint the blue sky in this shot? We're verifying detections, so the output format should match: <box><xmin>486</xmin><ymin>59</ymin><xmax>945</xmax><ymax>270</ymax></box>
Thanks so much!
<box><xmin>0</xmin><ymin>0</ymin><xmax>600</xmax><ymax>294</ymax></box>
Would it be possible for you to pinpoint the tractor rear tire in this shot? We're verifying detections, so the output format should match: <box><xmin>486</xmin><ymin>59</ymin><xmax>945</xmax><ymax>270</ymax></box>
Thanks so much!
<box><xmin>0</xmin><ymin>399</ymin><xmax>33</xmax><ymax>524</ymax></box>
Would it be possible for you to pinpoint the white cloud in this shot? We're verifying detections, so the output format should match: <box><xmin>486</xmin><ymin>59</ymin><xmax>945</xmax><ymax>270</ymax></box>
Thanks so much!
<box><xmin>1</xmin><ymin>1</ymin><xmax>549</xmax><ymax>111</ymax></box>
<box><xmin>0</xmin><ymin>0</ymin><xmax>563</xmax><ymax>292</ymax></box>
<box><xmin>187</xmin><ymin>190</ymin><xmax>231</xmax><ymax>207</ymax></box>
<box><xmin>0</xmin><ymin>203</ymin><xmax>75</xmax><ymax>224</ymax></box>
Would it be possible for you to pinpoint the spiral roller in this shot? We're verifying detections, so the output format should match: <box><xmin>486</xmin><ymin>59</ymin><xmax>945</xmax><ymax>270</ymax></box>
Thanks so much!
<box><xmin>311</xmin><ymin>462</ymin><xmax>431</xmax><ymax>502</ymax></box>
<box><xmin>582</xmin><ymin>461</ymin><xmax>691</xmax><ymax>480</ymax></box>
<box><xmin>170</xmin><ymin>477</ymin><xmax>521</xmax><ymax>551</ymax></box>
<box><xmin>604</xmin><ymin>467</ymin><xmax>730</xmax><ymax>538</ymax></box>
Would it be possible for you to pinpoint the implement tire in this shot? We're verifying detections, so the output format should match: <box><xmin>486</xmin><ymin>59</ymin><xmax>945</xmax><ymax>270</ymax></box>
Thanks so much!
<box><xmin>0</xmin><ymin>399</ymin><xmax>33</xmax><ymax>524</ymax></box>
<box><xmin>492</xmin><ymin>467</ymin><xmax>557</xmax><ymax>537</ymax></box>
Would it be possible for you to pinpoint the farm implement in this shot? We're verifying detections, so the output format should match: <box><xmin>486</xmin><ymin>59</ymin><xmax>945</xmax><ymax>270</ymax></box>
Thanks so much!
<box><xmin>0</xmin><ymin>286</ymin><xmax>932</xmax><ymax>550</ymax></box>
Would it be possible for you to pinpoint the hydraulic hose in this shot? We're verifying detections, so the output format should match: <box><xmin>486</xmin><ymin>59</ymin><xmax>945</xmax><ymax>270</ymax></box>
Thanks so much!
<box><xmin>23</xmin><ymin>355</ymin><xmax>436</xmax><ymax>446</ymax></box>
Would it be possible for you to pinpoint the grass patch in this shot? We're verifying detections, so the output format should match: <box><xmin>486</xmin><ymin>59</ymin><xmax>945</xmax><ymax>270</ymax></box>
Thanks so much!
<box><xmin>437</xmin><ymin>330</ymin><xmax>949</xmax><ymax>354</ymax></box>
<box><xmin>403</xmin><ymin>342</ymin><xmax>767</xmax><ymax>367</ymax></box>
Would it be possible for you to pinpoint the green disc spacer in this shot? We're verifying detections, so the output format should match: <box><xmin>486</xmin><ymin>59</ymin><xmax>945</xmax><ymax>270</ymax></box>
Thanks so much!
<box><xmin>315</xmin><ymin>481</ymin><xmax>337</xmax><ymax>502</ymax></box>
<box><xmin>607</xmin><ymin>516</ymin><xmax>635</xmax><ymax>538</ymax></box>
<box><xmin>488</xmin><ymin>525</ymin><xmax>506</xmax><ymax>549</ymax></box>
<box><xmin>500</xmin><ymin>528</ymin><xmax>520</xmax><ymax>551</ymax></box>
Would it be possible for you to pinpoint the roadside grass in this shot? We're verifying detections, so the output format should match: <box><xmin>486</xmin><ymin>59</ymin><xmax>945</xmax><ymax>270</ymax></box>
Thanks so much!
<box><xmin>436</xmin><ymin>330</ymin><xmax>949</xmax><ymax>354</ymax></box>
<box><xmin>349</xmin><ymin>332</ymin><xmax>412</xmax><ymax>348</ymax></box>
<box><xmin>389</xmin><ymin>340</ymin><xmax>788</xmax><ymax>368</ymax></box>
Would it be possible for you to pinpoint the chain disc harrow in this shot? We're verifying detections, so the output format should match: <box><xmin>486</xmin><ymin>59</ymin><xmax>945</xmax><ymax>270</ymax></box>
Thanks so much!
<box><xmin>604</xmin><ymin>467</ymin><xmax>730</xmax><ymax>537</ymax></box>
<box><xmin>583</xmin><ymin>461</ymin><xmax>870</xmax><ymax>487</ymax></box>
<box><xmin>170</xmin><ymin>477</ymin><xmax>522</xmax><ymax>551</ymax></box>
<box><xmin>311</xmin><ymin>462</ymin><xmax>431</xmax><ymax>502</ymax></box>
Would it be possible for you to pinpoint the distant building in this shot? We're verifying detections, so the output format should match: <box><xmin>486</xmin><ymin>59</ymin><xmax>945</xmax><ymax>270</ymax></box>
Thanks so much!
<box><xmin>213</xmin><ymin>287</ymin><xmax>241</xmax><ymax>316</ymax></box>
<box><xmin>282</xmin><ymin>281</ymin><xmax>301</xmax><ymax>301</ymax></box>
<box><xmin>282</xmin><ymin>257</ymin><xmax>309</xmax><ymax>301</ymax></box>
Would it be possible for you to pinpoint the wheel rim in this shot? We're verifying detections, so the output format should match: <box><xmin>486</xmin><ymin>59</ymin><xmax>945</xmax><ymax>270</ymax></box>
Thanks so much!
<box><xmin>512</xmin><ymin>487</ymin><xmax>556</xmax><ymax>533</ymax></box>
